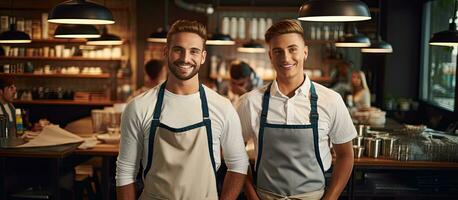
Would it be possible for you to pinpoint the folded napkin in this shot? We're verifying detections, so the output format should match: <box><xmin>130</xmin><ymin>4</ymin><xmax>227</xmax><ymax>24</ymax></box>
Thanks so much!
<box><xmin>15</xmin><ymin>125</ymin><xmax>84</xmax><ymax>148</ymax></box>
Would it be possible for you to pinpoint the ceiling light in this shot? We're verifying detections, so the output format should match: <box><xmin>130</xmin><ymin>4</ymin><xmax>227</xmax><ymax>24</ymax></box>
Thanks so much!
<box><xmin>361</xmin><ymin>1</ymin><xmax>393</xmax><ymax>53</ymax></box>
<box><xmin>237</xmin><ymin>40</ymin><xmax>266</xmax><ymax>53</ymax></box>
<box><xmin>148</xmin><ymin>28</ymin><xmax>168</xmax><ymax>43</ymax></box>
<box><xmin>335</xmin><ymin>23</ymin><xmax>370</xmax><ymax>47</ymax></box>
<box><xmin>361</xmin><ymin>37</ymin><xmax>393</xmax><ymax>53</ymax></box>
<box><xmin>0</xmin><ymin>19</ymin><xmax>31</xmax><ymax>44</ymax></box>
<box><xmin>54</xmin><ymin>24</ymin><xmax>100</xmax><ymax>38</ymax></box>
<box><xmin>429</xmin><ymin>0</ymin><xmax>458</xmax><ymax>46</ymax></box>
<box><xmin>87</xmin><ymin>26</ymin><xmax>122</xmax><ymax>45</ymax></box>
<box><xmin>206</xmin><ymin>33</ymin><xmax>235</xmax><ymax>45</ymax></box>
<box><xmin>298</xmin><ymin>0</ymin><xmax>371</xmax><ymax>22</ymax></box>
<box><xmin>48</xmin><ymin>0</ymin><xmax>115</xmax><ymax>25</ymax></box>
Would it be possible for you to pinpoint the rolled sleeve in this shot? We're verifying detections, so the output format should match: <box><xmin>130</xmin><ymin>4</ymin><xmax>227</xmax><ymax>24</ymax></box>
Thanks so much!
<box><xmin>221</xmin><ymin>106</ymin><xmax>249</xmax><ymax>175</ymax></box>
<box><xmin>116</xmin><ymin>101</ymin><xmax>144</xmax><ymax>186</ymax></box>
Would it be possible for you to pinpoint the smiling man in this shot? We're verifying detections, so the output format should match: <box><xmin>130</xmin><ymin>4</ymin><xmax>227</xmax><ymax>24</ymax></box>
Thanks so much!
<box><xmin>236</xmin><ymin>19</ymin><xmax>356</xmax><ymax>200</ymax></box>
<box><xmin>116</xmin><ymin>20</ymin><xmax>248</xmax><ymax>200</ymax></box>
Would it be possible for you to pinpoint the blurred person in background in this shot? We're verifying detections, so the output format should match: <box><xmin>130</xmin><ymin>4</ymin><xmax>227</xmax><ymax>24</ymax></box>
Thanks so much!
<box><xmin>128</xmin><ymin>59</ymin><xmax>167</xmax><ymax>100</ymax></box>
<box><xmin>330</xmin><ymin>61</ymin><xmax>352</xmax><ymax>99</ymax></box>
<box><xmin>0</xmin><ymin>76</ymin><xmax>16</xmax><ymax>133</ymax></box>
<box><xmin>228</xmin><ymin>60</ymin><xmax>262</xmax><ymax>105</ymax></box>
<box><xmin>351</xmin><ymin>70</ymin><xmax>371</xmax><ymax>110</ymax></box>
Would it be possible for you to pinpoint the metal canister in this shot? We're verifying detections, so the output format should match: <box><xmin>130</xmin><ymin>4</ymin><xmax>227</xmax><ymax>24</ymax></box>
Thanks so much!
<box><xmin>353</xmin><ymin>136</ymin><xmax>365</xmax><ymax>147</ymax></box>
<box><xmin>381</xmin><ymin>137</ymin><xmax>398</xmax><ymax>157</ymax></box>
<box><xmin>364</xmin><ymin>137</ymin><xmax>382</xmax><ymax>158</ymax></box>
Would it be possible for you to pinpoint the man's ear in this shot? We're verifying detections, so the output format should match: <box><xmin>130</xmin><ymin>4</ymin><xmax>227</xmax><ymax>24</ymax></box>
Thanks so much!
<box><xmin>303</xmin><ymin>45</ymin><xmax>308</xmax><ymax>60</ymax></box>
<box><xmin>201</xmin><ymin>50</ymin><xmax>207</xmax><ymax>65</ymax></box>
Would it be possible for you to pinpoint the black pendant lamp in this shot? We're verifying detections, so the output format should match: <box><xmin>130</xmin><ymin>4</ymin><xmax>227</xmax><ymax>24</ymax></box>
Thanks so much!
<box><xmin>54</xmin><ymin>24</ymin><xmax>100</xmax><ymax>38</ymax></box>
<box><xmin>0</xmin><ymin>0</ymin><xmax>31</xmax><ymax>44</ymax></box>
<box><xmin>206</xmin><ymin>0</ymin><xmax>235</xmax><ymax>46</ymax></box>
<box><xmin>48</xmin><ymin>0</ymin><xmax>115</xmax><ymax>25</ymax></box>
<box><xmin>207</xmin><ymin>32</ymin><xmax>235</xmax><ymax>45</ymax></box>
<box><xmin>429</xmin><ymin>0</ymin><xmax>458</xmax><ymax>47</ymax></box>
<box><xmin>361</xmin><ymin>1</ymin><xmax>392</xmax><ymax>53</ymax></box>
<box><xmin>237</xmin><ymin>40</ymin><xmax>266</xmax><ymax>53</ymax></box>
<box><xmin>148</xmin><ymin>0</ymin><xmax>169</xmax><ymax>43</ymax></box>
<box><xmin>0</xmin><ymin>17</ymin><xmax>31</xmax><ymax>44</ymax></box>
<box><xmin>148</xmin><ymin>28</ymin><xmax>168</xmax><ymax>43</ymax></box>
<box><xmin>298</xmin><ymin>0</ymin><xmax>371</xmax><ymax>22</ymax></box>
<box><xmin>87</xmin><ymin>26</ymin><xmax>122</xmax><ymax>45</ymax></box>
<box><xmin>361</xmin><ymin>36</ymin><xmax>392</xmax><ymax>53</ymax></box>
<box><xmin>335</xmin><ymin>23</ymin><xmax>370</xmax><ymax>47</ymax></box>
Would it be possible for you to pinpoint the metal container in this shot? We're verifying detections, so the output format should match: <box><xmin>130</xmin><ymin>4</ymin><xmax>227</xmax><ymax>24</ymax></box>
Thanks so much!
<box><xmin>364</xmin><ymin>137</ymin><xmax>382</xmax><ymax>158</ymax></box>
<box><xmin>381</xmin><ymin>137</ymin><xmax>398</xmax><ymax>157</ymax></box>
<box><xmin>353</xmin><ymin>145</ymin><xmax>365</xmax><ymax>158</ymax></box>
<box><xmin>353</xmin><ymin>136</ymin><xmax>365</xmax><ymax>147</ymax></box>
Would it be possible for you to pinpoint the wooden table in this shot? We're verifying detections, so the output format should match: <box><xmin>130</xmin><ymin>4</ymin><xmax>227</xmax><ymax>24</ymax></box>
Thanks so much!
<box><xmin>0</xmin><ymin>142</ymin><xmax>80</xmax><ymax>200</ymax></box>
<box><xmin>74</xmin><ymin>143</ymin><xmax>119</xmax><ymax>200</ymax></box>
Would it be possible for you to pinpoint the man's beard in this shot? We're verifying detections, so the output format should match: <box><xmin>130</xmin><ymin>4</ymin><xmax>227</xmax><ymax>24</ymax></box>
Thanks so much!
<box><xmin>168</xmin><ymin>60</ymin><xmax>200</xmax><ymax>80</ymax></box>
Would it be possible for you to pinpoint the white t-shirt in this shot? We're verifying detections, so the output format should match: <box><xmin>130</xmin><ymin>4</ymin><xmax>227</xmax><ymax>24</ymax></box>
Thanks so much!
<box><xmin>236</xmin><ymin>76</ymin><xmax>357</xmax><ymax>171</ymax></box>
<box><xmin>116</xmin><ymin>84</ymin><xmax>249</xmax><ymax>186</ymax></box>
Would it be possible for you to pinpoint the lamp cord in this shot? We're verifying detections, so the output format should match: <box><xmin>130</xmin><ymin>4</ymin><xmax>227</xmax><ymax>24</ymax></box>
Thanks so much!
<box><xmin>164</xmin><ymin>0</ymin><xmax>169</xmax><ymax>31</ymax></box>
<box><xmin>453</xmin><ymin>0</ymin><xmax>457</xmax><ymax>22</ymax></box>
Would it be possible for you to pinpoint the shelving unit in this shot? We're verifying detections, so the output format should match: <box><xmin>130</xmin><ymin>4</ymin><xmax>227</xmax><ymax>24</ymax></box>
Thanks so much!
<box><xmin>0</xmin><ymin>73</ymin><xmax>110</xmax><ymax>79</ymax></box>
<box><xmin>14</xmin><ymin>100</ymin><xmax>114</xmax><ymax>106</ymax></box>
<box><xmin>0</xmin><ymin>56</ymin><xmax>122</xmax><ymax>62</ymax></box>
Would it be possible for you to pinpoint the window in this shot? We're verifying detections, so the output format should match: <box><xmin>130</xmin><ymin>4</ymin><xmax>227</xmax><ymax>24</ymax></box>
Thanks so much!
<box><xmin>421</xmin><ymin>0</ymin><xmax>457</xmax><ymax>111</ymax></box>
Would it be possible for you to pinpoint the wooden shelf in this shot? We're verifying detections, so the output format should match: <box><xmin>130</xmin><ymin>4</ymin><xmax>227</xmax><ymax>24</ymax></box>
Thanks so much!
<box><xmin>234</xmin><ymin>39</ymin><xmax>335</xmax><ymax>45</ymax></box>
<box><xmin>209</xmin><ymin>74</ymin><xmax>332</xmax><ymax>83</ymax></box>
<box><xmin>217</xmin><ymin>6</ymin><xmax>297</xmax><ymax>12</ymax></box>
<box><xmin>14</xmin><ymin>100</ymin><xmax>114</xmax><ymax>106</ymax></box>
<box><xmin>0</xmin><ymin>73</ymin><xmax>110</xmax><ymax>79</ymax></box>
<box><xmin>0</xmin><ymin>56</ymin><xmax>122</xmax><ymax>62</ymax></box>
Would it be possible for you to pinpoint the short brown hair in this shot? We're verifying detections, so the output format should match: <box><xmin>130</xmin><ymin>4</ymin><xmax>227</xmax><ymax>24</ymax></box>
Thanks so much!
<box><xmin>265</xmin><ymin>19</ymin><xmax>304</xmax><ymax>43</ymax></box>
<box><xmin>167</xmin><ymin>20</ymin><xmax>207</xmax><ymax>46</ymax></box>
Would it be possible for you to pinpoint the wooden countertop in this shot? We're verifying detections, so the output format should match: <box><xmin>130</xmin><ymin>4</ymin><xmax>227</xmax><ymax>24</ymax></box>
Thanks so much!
<box><xmin>0</xmin><ymin>142</ymin><xmax>80</xmax><ymax>159</ymax></box>
<box><xmin>353</xmin><ymin>157</ymin><xmax>458</xmax><ymax>169</ymax></box>
<box><xmin>74</xmin><ymin>143</ymin><xmax>119</xmax><ymax>156</ymax></box>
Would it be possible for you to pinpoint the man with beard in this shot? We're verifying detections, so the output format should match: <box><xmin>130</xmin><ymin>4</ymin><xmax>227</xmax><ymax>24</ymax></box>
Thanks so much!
<box><xmin>236</xmin><ymin>20</ymin><xmax>356</xmax><ymax>200</ymax></box>
<box><xmin>116</xmin><ymin>20</ymin><xmax>248</xmax><ymax>200</ymax></box>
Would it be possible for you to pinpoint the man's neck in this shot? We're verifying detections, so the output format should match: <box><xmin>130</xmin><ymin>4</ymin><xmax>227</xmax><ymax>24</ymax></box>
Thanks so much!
<box><xmin>165</xmin><ymin>75</ymin><xmax>200</xmax><ymax>95</ymax></box>
<box><xmin>276</xmin><ymin>75</ymin><xmax>305</xmax><ymax>98</ymax></box>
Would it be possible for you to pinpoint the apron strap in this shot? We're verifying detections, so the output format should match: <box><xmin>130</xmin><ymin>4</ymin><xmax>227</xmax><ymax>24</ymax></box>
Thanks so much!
<box><xmin>254</xmin><ymin>82</ymin><xmax>272</xmax><ymax>185</ymax></box>
<box><xmin>200</xmin><ymin>85</ymin><xmax>216</xmax><ymax>174</ymax></box>
<box><xmin>309</xmin><ymin>83</ymin><xmax>325</xmax><ymax>175</ymax></box>
<box><xmin>144</xmin><ymin>82</ymin><xmax>166</xmax><ymax>177</ymax></box>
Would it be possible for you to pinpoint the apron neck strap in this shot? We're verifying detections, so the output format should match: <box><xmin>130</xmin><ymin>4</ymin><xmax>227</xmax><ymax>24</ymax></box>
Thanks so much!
<box><xmin>198</xmin><ymin>84</ymin><xmax>209</xmax><ymax>119</ymax></box>
<box><xmin>153</xmin><ymin>81</ymin><xmax>209</xmax><ymax>120</ymax></box>
<box><xmin>309</xmin><ymin>83</ymin><xmax>319</xmax><ymax>123</ymax></box>
<box><xmin>260</xmin><ymin>83</ymin><xmax>272</xmax><ymax>122</ymax></box>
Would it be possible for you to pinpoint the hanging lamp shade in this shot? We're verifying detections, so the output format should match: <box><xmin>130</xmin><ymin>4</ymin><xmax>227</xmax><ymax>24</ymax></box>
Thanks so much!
<box><xmin>206</xmin><ymin>33</ymin><xmax>235</xmax><ymax>45</ymax></box>
<box><xmin>54</xmin><ymin>24</ymin><xmax>100</xmax><ymax>38</ymax></box>
<box><xmin>237</xmin><ymin>40</ymin><xmax>266</xmax><ymax>53</ymax></box>
<box><xmin>429</xmin><ymin>22</ymin><xmax>458</xmax><ymax>47</ymax></box>
<box><xmin>147</xmin><ymin>28</ymin><xmax>168</xmax><ymax>43</ymax></box>
<box><xmin>48</xmin><ymin>0</ymin><xmax>115</xmax><ymax>25</ymax></box>
<box><xmin>361</xmin><ymin>36</ymin><xmax>393</xmax><ymax>53</ymax></box>
<box><xmin>298</xmin><ymin>0</ymin><xmax>371</xmax><ymax>22</ymax></box>
<box><xmin>87</xmin><ymin>26</ymin><xmax>122</xmax><ymax>45</ymax></box>
<box><xmin>429</xmin><ymin>0</ymin><xmax>458</xmax><ymax>46</ymax></box>
<box><xmin>0</xmin><ymin>23</ymin><xmax>31</xmax><ymax>44</ymax></box>
<box><xmin>335</xmin><ymin>24</ymin><xmax>370</xmax><ymax>47</ymax></box>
